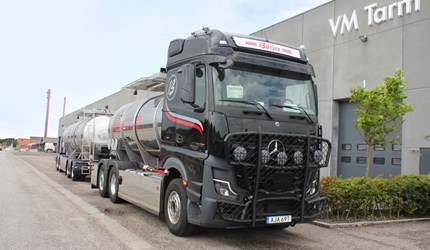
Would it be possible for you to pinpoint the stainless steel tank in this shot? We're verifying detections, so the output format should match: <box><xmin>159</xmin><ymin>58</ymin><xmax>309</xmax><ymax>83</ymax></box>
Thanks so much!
<box><xmin>62</xmin><ymin>116</ymin><xmax>110</xmax><ymax>152</ymax></box>
<box><xmin>109</xmin><ymin>95</ymin><xmax>163</xmax><ymax>156</ymax></box>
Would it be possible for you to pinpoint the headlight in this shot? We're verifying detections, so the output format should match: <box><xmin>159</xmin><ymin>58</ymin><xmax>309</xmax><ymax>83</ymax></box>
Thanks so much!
<box><xmin>214</xmin><ymin>179</ymin><xmax>238</xmax><ymax>200</ymax></box>
<box><xmin>306</xmin><ymin>173</ymin><xmax>319</xmax><ymax>196</ymax></box>
<box><xmin>293</xmin><ymin>151</ymin><xmax>304</xmax><ymax>164</ymax></box>
<box><xmin>233</xmin><ymin>146</ymin><xmax>247</xmax><ymax>162</ymax></box>
<box><xmin>277</xmin><ymin>152</ymin><xmax>288</xmax><ymax>166</ymax></box>
<box><xmin>313</xmin><ymin>150</ymin><xmax>323</xmax><ymax>164</ymax></box>
<box><xmin>307</xmin><ymin>179</ymin><xmax>318</xmax><ymax>196</ymax></box>
<box><xmin>261</xmin><ymin>150</ymin><xmax>270</xmax><ymax>164</ymax></box>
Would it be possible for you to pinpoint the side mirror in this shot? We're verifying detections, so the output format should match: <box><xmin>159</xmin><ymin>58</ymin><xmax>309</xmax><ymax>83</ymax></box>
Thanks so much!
<box><xmin>181</xmin><ymin>64</ymin><xmax>195</xmax><ymax>103</ymax></box>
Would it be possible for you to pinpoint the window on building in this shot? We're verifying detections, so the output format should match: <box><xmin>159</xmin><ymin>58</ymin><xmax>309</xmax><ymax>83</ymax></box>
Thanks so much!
<box><xmin>357</xmin><ymin>144</ymin><xmax>367</xmax><ymax>151</ymax></box>
<box><xmin>341</xmin><ymin>156</ymin><xmax>351</xmax><ymax>163</ymax></box>
<box><xmin>374</xmin><ymin>145</ymin><xmax>385</xmax><ymax>151</ymax></box>
<box><xmin>392</xmin><ymin>144</ymin><xmax>402</xmax><ymax>151</ymax></box>
<box><xmin>356</xmin><ymin>157</ymin><xmax>366</xmax><ymax>164</ymax></box>
<box><xmin>373</xmin><ymin>157</ymin><xmax>385</xmax><ymax>165</ymax></box>
<box><xmin>392</xmin><ymin>158</ymin><xmax>401</xmax><ymax>165</ymax></box>
<box><xmin>342</xmin><ymin>144</ymin><xmax>352</xmax><ymax>150</ymax></box>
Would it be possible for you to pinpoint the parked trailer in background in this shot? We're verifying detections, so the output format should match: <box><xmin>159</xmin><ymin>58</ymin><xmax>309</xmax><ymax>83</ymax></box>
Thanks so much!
<box><xmin>56</xmin><ymin>114</ymin><xmax>110</xmax><ymax>181</ymax></box>
<box><xmin>60</xmin><ymin>27</ymin><xmax>332</xmax><ymax>236</ymax></box>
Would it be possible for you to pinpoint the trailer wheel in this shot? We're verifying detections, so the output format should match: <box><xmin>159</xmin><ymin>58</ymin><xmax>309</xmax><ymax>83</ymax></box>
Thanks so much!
<box><xmin>98</xmin><ymin>167</ymin><xmax>108</xmax><ymax>198</ymax></box>
<box><xmin>58</xmin><ymin>159</ymin><xmax>63</xmax><ymax>172</ymax></box>
<box><xmin>164</xmin><ymin>179</ymin><xmax>195</xmax><ymax>236</ymax></box>
<box><xmin>66</xmin><ymin>164</ymin><xmax>71</xmax><ymax>178</ymax></box>
<box><xmin>55</xmin><ymin>158</ymin><xmax>59</xmax><ymax>171</ymax></box>
<box><xmin>108</xmin><ymin>169</ymin><xmax>122</xmax><ymax>203</ymax></box>
<box><xmin>71</xmin><ymin>167</ymin><xmax>79</xmax><ymax>181</ymax></box>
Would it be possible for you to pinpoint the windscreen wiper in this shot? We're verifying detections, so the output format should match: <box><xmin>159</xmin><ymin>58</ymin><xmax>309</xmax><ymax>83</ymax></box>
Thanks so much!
<box><xmin>270</xmin><ymin>104</ymin><xmax>314</xmax><ymax>124</ymax></box>
<box><xmin>219</xmin><ymin>99</ymin><xmax>274</xmax><ymax>120</ymax></box>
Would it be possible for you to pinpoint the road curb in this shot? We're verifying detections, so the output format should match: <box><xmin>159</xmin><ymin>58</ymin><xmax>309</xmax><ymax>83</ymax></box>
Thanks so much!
<box><xmin>13</xmin><ymin>153</ymin><xmax>152</xmax><ymax>250</ymax></box>
<box><xmin>313</xmin><ymin>217</ymin><xmax>430</xmax><ymax>229</ymax></box>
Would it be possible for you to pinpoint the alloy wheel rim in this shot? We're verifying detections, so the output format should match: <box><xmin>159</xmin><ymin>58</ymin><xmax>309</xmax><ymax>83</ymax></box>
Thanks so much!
<box><xmin>110</xmin><ymin>174</ymin><xmax>117</xmax><ymax>195</ymax></box>
<box><xmin>99</xmin><ymin>170</ymin><xmax>104</xmax><ymax>191</ymax></box>
<box><xmin>167</xmin><ymin>191</ymin><xmax>181</xmax><ymax>225</ymax></box>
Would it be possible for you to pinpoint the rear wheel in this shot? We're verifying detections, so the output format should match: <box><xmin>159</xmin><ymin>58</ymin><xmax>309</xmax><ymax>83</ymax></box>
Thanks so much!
<box><xmin>164</xmin><ymin>179</ymin><xmax>195</xmax><ymax>236</ymax></box>
<box><xmin>98</xmin><ymin>167</ymin><xmax>108</xmax><ymax>198</ymax></box>
<box><xmin>66</xmin><ymin>164</ymin><xmax>71</xmax><ymax>178</ymax></box>
<box><xmin>108</xmin><ymin>169</ymin><xmax>122</xmax><ymax>203</ymax></box>
<box><xmin>55</xmin><ymin>158</ymin><xmax>59</xmax><ymax>171</ymax></box>
<box><xmin>71</xmin><ymin>166</ymin><xmax>79</xmax><ymax>181</ymax></box>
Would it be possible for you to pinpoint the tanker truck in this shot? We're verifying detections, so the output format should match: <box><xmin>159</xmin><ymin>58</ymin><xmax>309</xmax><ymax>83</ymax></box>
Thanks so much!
<box><xmin>56</xmin><ymin>113</ymin><xmax>110</xmax><ymax>181</ymax></box>
<box><xmin>85</xmin><ymin>27</ymin><xmax>332</xmax><ymax>236</ymax></box>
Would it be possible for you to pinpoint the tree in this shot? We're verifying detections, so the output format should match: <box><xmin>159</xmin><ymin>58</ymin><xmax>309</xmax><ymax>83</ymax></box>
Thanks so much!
<box><xmin>349</xmin><ymin>69</ymin><xmax>413</xmax><ymax>177</ymax></box>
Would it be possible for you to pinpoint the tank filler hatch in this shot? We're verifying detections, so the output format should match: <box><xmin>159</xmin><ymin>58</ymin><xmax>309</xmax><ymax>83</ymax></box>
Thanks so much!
<box><xmin>122</xmin><ymin>72</ymin><xmax>166</xmax><ymax>92</ymax></box>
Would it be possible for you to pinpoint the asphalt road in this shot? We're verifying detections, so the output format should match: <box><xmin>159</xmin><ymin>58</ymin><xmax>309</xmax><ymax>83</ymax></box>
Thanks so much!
<box><xmin>2</xmin><ymin>151</ymin><xmax>429</xmax><ymax>250</ymax></box>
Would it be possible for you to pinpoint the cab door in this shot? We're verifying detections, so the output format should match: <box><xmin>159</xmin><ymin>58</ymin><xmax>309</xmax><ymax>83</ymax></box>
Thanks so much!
<box><xmin>161</xmin><ymin>63</ymin><xmax>207</xmax><ymax>154</ymax></box>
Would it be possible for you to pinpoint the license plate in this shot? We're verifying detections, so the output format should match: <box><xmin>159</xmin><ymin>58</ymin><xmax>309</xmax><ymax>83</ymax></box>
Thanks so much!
<box><xmin>266</xmin><ymin>215</ymin><xmax>292</xmax><ymax>224</ymax></box>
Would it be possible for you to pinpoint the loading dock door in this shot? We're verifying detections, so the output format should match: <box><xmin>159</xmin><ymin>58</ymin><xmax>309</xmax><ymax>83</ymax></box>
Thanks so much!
<box><xmin>337</xmin><ymin>102</ymin><xmax>401</xmax><ymax>178</ymax></box>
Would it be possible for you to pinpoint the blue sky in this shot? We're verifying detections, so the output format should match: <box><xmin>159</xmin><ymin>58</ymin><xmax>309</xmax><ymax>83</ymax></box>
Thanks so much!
<box><xmin>0</xmin><ymin>0</ymin><xmax>330</xmax><ymax>138</ymax></box>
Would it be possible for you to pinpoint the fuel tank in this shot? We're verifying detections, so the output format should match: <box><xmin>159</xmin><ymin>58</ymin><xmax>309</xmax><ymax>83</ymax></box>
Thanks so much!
<box><xmin>62</xmin><ymin>115</ymin><xmax>110</xmax><ymax>152</ymax></box>
<box><xmin>109</xmin><ymin>95</ymin><xmax>163</xmax><ymax>156</ymax></box>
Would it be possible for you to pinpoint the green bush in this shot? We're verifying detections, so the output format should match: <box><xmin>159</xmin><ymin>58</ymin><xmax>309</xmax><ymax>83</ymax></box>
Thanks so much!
<box><xmin>320</xmin><ymin>174</ymin><xmax>430</xmax><ymax>221</ymax></box>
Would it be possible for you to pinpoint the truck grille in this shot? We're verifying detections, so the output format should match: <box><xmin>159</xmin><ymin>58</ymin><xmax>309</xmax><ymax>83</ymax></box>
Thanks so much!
<box><xmin>219</xmin><ymin>132</ymin><xmax>331</xmax><ymax>224</ymax></box>
<box><xmin>225</xmin><ymin>132</ymin><xmax>330</xmax><ymax>193</ymax></box>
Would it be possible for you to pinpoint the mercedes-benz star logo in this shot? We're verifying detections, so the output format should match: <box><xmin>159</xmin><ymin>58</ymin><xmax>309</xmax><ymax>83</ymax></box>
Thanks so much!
<box><xmin>268</xmin><ymin>139</ymin><xmax>285</xmax><ymax>159</ymax></box>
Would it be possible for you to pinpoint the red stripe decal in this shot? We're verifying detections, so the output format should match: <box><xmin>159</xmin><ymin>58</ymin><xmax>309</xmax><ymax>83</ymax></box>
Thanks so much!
<box><xmin>164</xmin><ymin>104</ymin><xmax>203</xmax><ymax>134</ymax></box>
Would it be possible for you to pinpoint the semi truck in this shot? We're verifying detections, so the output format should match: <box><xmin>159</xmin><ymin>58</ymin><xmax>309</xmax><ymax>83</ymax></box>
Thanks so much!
<box><xmin>58</xmin><ymin>27</ymin><xmax>332</xmax><ymax>236</ymax></box>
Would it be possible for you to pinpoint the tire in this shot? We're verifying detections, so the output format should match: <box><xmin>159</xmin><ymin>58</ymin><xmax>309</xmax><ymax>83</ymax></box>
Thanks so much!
<box><xmin>164</xmin><ymin>179</ymin><xmax>195</xmax><ymax>236</ymax></box>
<box><xmin>71</xmin><ymin>167</ymin><xmax>79</xmax><ymax>181</ymax></box>
<box><xmin>98</xmin><ymin>167</ymin><xmax>108</xmax><ymax>198</ymax></box>
<box><xmin>55</xmin><ymin>158</ymin><xmax>59</xmax><ymax>171</ymax></box>
<box><xmin>108</xmin><ymin>169</ymin><xmax>122</xmax><ymax>203</ymax></box>
<box><xmin>58</xmin><ymin>159</ymin><xmax>63</xmax><ymax>173</ymax></box>
<box><xmin>66</xmin><ymin>164</ymin><xmax>71</xmax><ymax>178</ymax></box>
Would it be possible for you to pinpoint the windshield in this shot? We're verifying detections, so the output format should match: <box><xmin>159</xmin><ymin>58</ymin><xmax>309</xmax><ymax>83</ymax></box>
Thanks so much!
<box><xmin>213</xmin><ymin>65</ymin><xmax>317</xmax><ymax>115</ymax></box>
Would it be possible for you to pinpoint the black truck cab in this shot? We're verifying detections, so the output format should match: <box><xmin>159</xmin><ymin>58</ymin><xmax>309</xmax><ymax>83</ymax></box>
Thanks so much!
<box><xmin>159</xmin><ymin>27</ymin><xmax>331</xmax><ymax>231</ymax></box>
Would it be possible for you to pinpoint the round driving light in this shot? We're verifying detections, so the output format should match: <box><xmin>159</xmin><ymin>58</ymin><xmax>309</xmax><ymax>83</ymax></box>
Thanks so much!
<box><xmin>233</xmin><ymin>146</ymin><xmax>247</xmax><ymax>162</ymax></box>
<box><xmin>261</xmin><ymin>150</ymin><xmax>270</xmax><ymax>164</ymax></box>
<box><xmin>293</xmin><ymin>151</ymin><xmax>304</xmax><ymax>164</ymax></box>
<box><xmin>277</xmin><ymin>152</ymin><xmax>288</xmax><ymax>166</ymax></box>
<box><xmin>313</xmin><ymin>150</ymin><xmax>324</xmax><ymax>164</ymax></box>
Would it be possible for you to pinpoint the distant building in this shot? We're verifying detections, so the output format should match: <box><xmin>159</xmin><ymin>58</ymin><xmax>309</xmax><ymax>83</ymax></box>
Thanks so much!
<box><xmin>16</xmin><ymin>138</ymin><xmax>39</xmax><ymax>151</ymax></box>
<box><xmin>14</xmin><ymin>137</ymin><xmax>57</xmax><ymax>152</ymax></box>
<box><xmin>252</xmin><ymin>0</ymin><xmax>430</xmax><ymax>177</ymax></box>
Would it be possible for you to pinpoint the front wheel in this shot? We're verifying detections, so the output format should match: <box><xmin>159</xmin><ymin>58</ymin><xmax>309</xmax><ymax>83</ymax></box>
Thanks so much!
<box><xmin>164</xmin><ymin>179</ymin><xmax>195</xmax><ymax>236</ymax></box>
<box><xmin>108</xmin><ymin>169</ymin><xmax>122</xmax><ymax>203</ymax></box>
